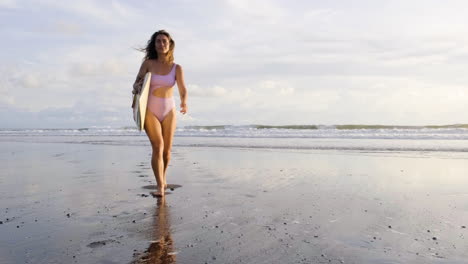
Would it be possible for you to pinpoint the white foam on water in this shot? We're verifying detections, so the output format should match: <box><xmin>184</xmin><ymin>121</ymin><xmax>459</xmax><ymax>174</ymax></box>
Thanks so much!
<box><xmin>1</xmin><ymin>125</ymin><xmax>468</xmax><ymax>153</ymax></box>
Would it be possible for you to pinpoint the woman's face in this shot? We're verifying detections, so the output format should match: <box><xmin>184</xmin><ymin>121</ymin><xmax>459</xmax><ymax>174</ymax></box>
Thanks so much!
<box><xmin>155</xmin><ymin>34</ymin><xmax>170</xmax><ymax>54</ymax></box>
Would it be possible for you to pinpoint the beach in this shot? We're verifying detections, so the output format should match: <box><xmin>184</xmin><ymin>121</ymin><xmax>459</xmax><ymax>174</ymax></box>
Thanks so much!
<box><xmin>1</xmin><ymin>134</ymin><xmax>468</xmax><ymax>263</ymax></box>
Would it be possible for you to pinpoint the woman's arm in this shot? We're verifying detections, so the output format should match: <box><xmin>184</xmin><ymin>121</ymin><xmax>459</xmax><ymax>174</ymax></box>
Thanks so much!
<box><xmin>132</xmin><ymin>60</ymin><xmax>149</xmax><ymax>95</ymax></box>
<box><xmin>175</xmin><ymin>64</ymin><xmax>188</xmax><ymax>114</ymax></box>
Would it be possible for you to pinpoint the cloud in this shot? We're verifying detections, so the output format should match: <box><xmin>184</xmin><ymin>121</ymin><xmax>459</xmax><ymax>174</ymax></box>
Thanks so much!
<box><xmin>0</xmin><ymin>95</ymin><xmax>15</xmax><ymax>105</ymax></box>
<box><xmin>20</xmin><ymin>74</ymin><xmax>41</xmax><ymax>88</ymax></box>
<box><xmin>36</xmin><ymin>0</ymin><xmax>141</xmax><ymax>26</ymax></box>
<box><xmin>0</xmin><ymin>100</ymin><xmax>133</xmax><ymax>128</ymax></box>
<box><xmin>69</xmin><ymin>60</ymin><xmax>128</xmax><ymax>77</ymax></box>
<box><xmin>1</xmin><ymin>52</ymin><xmax>135</xmax><ymax>112</ymax></box>
<box><xmin>54</xmin><ymin>20</ymin><xmax>83</xmax><ymax>35</ymax></box>
<box><xmin>0</xmin><ymin>0</ymin><xmax>18</xmax><ymax>9</ymax></box>
<box><xmin>225</xmin><ymin>0</ymin><xmax>285</xmax><ymax>23</ymax></box>
<box><xmin>258</xmin><ymin>80</ymin><xmax>295</xmax><ymax>96</ymax></box>
<box><xmin>187</xmin><ymin>84</ymin><xmax>228</xmax><ymax>98</ymax></box>
<box><xmin>279</xmin><ymin>87</ymin><xmax>294</xmax><ymax>95</ymax></box>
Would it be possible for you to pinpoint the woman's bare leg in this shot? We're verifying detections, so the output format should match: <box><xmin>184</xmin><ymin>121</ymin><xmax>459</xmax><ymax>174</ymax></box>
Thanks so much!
<box><xmin>144</xmin><ymin>109</ymin><xmax>165</xmax><ymax>197</ymax></box>
<box><xmin>161</xmin><ymin>109</ymin><xmax>177</xmax><ymax>188</ymax></box>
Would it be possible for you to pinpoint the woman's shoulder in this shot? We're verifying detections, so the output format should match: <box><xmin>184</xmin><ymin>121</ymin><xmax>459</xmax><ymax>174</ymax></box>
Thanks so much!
<box><xmin>140</xmin><ymin>59</ymin><xmax>150</xmax><ymax>68</ymax></box>
<box><xmin>143</xmin><ymin>59</ymin><xmax>156</xmax><ymax>65</ymax></box>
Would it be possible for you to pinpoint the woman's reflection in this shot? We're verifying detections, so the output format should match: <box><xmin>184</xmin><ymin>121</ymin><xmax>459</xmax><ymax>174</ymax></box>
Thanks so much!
<box><xmin>135</xmin><ymin>196</ymin><xmax>176</xmax><ymax>264</ymax></box>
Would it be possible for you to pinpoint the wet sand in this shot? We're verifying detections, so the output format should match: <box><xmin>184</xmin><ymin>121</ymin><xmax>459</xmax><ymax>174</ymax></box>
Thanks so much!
<box><xmin>1</xmin><ymin>141</ymin><xmax>468</xmax><ymax>263</ymax></box>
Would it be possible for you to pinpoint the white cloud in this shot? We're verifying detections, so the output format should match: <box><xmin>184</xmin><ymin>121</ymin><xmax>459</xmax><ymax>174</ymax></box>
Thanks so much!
<box><xmin>36</xmin><ymin>0</ymin><xmax>141</xmax><ymax>26</ymax></box>
<box><xmin>54</xmin><ymin>20</ymin><xmax>83</xmax><ymax>35</ymax></box>
<box><xmin>258</xmin><ymin>80</ymin><xmax>294</xmax><ymax>96</ymax></box>
<box><xmin>259</xmin><ymin>80</ymin><xmax>276</xmax><ymax>90</ymax></box>
<box><xmin>0</xmin><ymin>95</ymin><xmax>15</xmax><ymax>105</ymax></box>
<box><xmin>0</xmin><ymin>0</ymin><xmax>18</xmax><ymax>8</ymax></box>
<box><xmin>70</xmin><ymin>60</ymin><xmax>128</xmax><ymax>77</ymax></box>
<box><xmin>213</xmin><ymin>86</ymin><xmax>227</xmax><ymax>97</ymax></box>
<box><xmin>225</xmin><ymin>0</ymin><xmax>285</xmax><ymax>22</ymax></box>
<box><xmin>187</xmin><ymin>84</ymin><xmax>228</xmax><ymax>98</ymax></box>
<box><xmin>279</xmin><ymin>87</ymin><xmax>294</xmax><ymax>95</ymax></box>
<box><xmin>20</xmin><ymin>74</ymin><xmax>40</xmax><ymax>88</ymax></box>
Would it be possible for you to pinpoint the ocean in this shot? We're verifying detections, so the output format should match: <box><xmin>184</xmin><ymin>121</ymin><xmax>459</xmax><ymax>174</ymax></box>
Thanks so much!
<box><xmin>1</xmin><ymin>124</ymin><xmax>468</xmax><ymax>153</ymax></box>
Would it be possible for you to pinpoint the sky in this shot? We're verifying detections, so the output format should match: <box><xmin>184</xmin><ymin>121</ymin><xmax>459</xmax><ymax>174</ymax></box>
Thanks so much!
<box><xmin>1</xmin><ymin>0</ymin><xmax>468</xmax><ymax>128</ymax></box>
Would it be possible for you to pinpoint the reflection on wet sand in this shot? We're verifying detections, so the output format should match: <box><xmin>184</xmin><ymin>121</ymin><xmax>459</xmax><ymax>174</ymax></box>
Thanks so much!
<box><xmin>133</xmin><ymin>197</ymin><xmax>176</xmax><ymax>264</ymax></box>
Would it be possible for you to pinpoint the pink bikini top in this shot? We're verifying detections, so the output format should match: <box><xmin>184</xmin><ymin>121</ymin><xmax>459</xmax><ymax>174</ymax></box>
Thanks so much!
<box><xmin>150</xmin><ymin>64</ymin><xmax>177</xmax><ymax>89</ymax></box>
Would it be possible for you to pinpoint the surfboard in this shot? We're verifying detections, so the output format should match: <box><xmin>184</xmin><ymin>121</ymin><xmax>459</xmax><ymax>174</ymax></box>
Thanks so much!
<box><xmin>132</xmin><ymin>72</ymin><xmax>151</xmax><ymax>131</ymax></box>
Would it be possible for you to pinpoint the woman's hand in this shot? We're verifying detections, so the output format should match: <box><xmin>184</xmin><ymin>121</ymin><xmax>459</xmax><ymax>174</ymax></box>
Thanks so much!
<box><xmin>132</xmin><ymin>80</ymin><xmax>143</xmax><ymax>95</ymax></box>
<box><xmin>175</xmin><ymin>65</ymin><xmax>188</xmax><ymax>115</ymax></box>
<box><xmin>131</xmin><ymin>94</ymin><xmax>136</xmax><ymax>108</ymax></box>
<box><xmin>133</xmin><ymin>61</ymin><xmax>148</xmax><ymax>95</ymax></box>
<box><xmin>180</xmin><ymin>102</ymin><xmax>187</xmax><ymax>114</ymax></box>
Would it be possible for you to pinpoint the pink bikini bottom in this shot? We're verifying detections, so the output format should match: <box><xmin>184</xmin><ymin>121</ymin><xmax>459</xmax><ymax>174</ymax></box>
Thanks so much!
<box><xmin>147</xmin><ymin>96</ymin><xmax>176</xmax><ymax>122</ymax></box>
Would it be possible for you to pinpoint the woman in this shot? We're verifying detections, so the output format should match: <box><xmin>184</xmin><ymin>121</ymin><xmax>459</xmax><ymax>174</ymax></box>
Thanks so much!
<box><xmin>132</xmin><ymin>30</ymin><xmax>188</xmax><ymax>197</ymax></box>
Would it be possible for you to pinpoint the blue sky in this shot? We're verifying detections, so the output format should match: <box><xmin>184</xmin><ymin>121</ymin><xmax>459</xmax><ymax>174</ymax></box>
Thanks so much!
<box><xmin>1</xmin><ymin>0</ymin><xmax>468</xmax><ymax>128</ymax></box>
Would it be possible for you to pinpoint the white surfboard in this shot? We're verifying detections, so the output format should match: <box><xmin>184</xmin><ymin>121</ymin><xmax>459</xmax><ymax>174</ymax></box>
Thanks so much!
<box><xmin>132</xmin><ymin>72</ymin><xmax>151</xmax><ymax>131</ymax></box>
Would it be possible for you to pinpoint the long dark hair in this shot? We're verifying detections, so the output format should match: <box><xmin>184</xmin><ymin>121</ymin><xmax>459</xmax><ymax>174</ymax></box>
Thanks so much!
<box><xmin>141</xmin><ymin>30</ymin><xmax>175</xmax><ymax>63</ymax></box>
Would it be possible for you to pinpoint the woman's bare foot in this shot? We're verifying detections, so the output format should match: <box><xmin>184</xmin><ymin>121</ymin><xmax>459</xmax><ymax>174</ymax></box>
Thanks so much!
<box><xmin>150</xmin><ymin>187</ymin><xmax>165</xmax><ymax>198</ymax></box>
<box><xmin>150</xmin><ymin>191</ymin><xmax>163</xmax><ymax>197</ymax></box>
